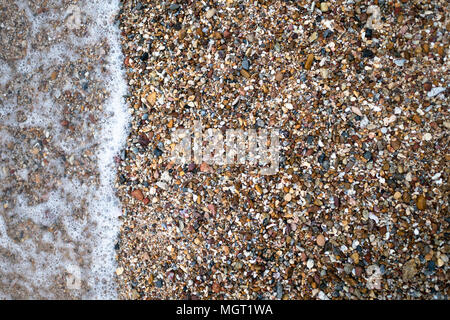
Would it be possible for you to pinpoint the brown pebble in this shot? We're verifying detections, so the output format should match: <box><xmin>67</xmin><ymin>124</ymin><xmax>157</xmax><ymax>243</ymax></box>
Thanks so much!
<box><xmin>240</xmin><ymin>69</ymin><xmax>250</xmax><ymax>79</ymax></box>
<box><xmin>403</xmin><ymin>193</ymin><xmax>411</xmax><ymax>203</ymax></box>
<box><xmin>146</xmin><ymin>92</ymin><xmax>157</xmax><ymax>106</ymax></box>
<box><xmin>178</xmin><ymin>29</ymin><xmax>186</xmax><ymax>40</ymax></box>
<box><xmin>412</xmin><ymin>114</ymin><xmax>422</xmax><ymax>124</ymax></box>
<box><xmin>351</xmin><ymin>252</ymin><xmax>360</xmax><ymax>264</ymax></box>
<box><xmin>300</xmin><ymin>252</ymin><xmax>307</xmax><ymax>263</ymax></box>
<box><xmin>207</xmin><ymin>204</ymin><xmax>216</xmax><ymax>215</ymax></box>
<box><xmin>223</xmin><ymin>30</ymin><xmax>231</xmax><ymax>39</ymax></box>
<box><xmin>200</xmin><ymin>162</ymin><xmax>212</xmax><ymax>173</ymax></box>
<box><xmin>305</xmin><ymin>54</ymin><xmax>314</xmax><ymax>70</ymax></box>
<box><xmin>196</xmin><ymin>27</ymin><xmax>204</xmax><ymax>37</ymax></box>
<box><xmin>416</xmin><ymin>195</ymin><xmax>426</xmax><ymax>210</ymax></box>
<box><xmin>423</xmin><ymin>82</ymin><xmax>432</xmax><ymax>92</ymax></box>
<box><xmin>131</xmin><ymin>189</ymin><xmax>144</xmax><ymax>201</ymax></box>
<box><xmin>124</xmin><ymin>56</ymin><xmax>130</xmax><ymax>67</ymax></box>
<box><xmin>212</xmin><ymin>282</ymin><xmax>221</xmax><ymax>293</ymax></box>
<box><xmin>316</xmin><ymin>234</ymin><xmax>325</xmax><ymax>246</ymax></box>
<box><xmin>275</xmin><ymin>71</ymin><xmax>283</xmax><ymax>82</ymax></box>
<box><xmin>394</xmin><ymin>3</ymin><xmax>401</xmax><ymax>15</ymax></box>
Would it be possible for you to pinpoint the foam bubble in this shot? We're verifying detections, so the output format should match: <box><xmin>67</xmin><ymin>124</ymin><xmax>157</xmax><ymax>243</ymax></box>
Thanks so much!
<box><xmin>0</xmin><ymin>63</ymin><xmax>11</xmax><ymax>86</ymax></box>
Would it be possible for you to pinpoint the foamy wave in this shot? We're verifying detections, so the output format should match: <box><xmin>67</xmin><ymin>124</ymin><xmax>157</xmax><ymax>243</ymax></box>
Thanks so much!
<box><xmin>0</xmin><ymin>0</ymin><xmax>128</xmax><ymax>299</ymax></box>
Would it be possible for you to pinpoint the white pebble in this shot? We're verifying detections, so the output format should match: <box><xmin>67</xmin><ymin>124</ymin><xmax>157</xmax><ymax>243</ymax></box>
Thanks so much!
<box><xmin>423</xmin><ymin>133</ymin><xmax>432</xmax><ymax>141</ymax></box>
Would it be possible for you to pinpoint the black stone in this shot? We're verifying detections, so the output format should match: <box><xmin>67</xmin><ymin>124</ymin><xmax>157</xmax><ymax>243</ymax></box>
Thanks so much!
<box><xmin>318</xmin><ymin>153</ymin><xmax>325</xmax><ymax>164</ymax></box>
<box><xmin>363</xmin><ymin>151</ymin><xmax>373</xmax><ymax>161</ymax></box>
<box><xmin>427</xmin><ymin>260</ymin><xmax>436</xmax><ymax>272</ymax></box>
<box><xmin>362</xmin><ymin>48</ymin><xmax>374</xmax><ymax>58</ymax></box>
<box><xmin>172</xmin><ymin>22</ymin><xmax>182</xmax><ymax>30</ymax></box>
<box><xmin>153</xmin><ymin>147</ymin><xmax>163</xmax><ymax>157</ymax></box>
<box><xmin>140</xmin><ymin>51</ymin><xmax>149</xmax><ymax>61</ymax></box>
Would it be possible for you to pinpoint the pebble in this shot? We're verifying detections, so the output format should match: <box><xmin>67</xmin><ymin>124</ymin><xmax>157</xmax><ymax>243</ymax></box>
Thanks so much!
<box><xmin>316</xmin><ymin>234</ymin><xmax>325</xmax><ymax>246</ymax></box>
<box><xmin>362</xmin><ymin>49</ymin><xmax>374</xmax><ymax>58</ymax></box>
<box><xmin>146</xmin><ymin>92</ymin><xmax>156</xmax><ymax>106</ymax></box>
<box><xmin>305</xmin><ymin>54</ymin><xmax>314</xmax><ymax>70</ymax></box>
<box><xmin>351</xmin><ymin>106</ymin><xmax>362</xmax><ymax>117</ymax></box>
<box><xmin>423</xmin><ymin>133</ymin><xmax>432</xmax><ymax>141</ymax></box>
<box><xmin>284</xmin><ymin>193</ymin><xmax>292</xmax><ymax>202</ymax></box>
<box><xmin>275</xmin><ymin>71</ymin><xmax>283</xmax><ymax>82</ymax></box>
<box><xmin>363</xmin><ymin>151</ymin><xmax>372</xmax><ymax>161</ymax></box>
<box><xmin>394</xmin><ymin>192</ymin><xmax>402</xmax><ymax>200</ymax></box>
<box><xmin>241</xmin><ymin>69</ymin><xmax>250</xmax><ymax>79</ymax></box>
<box><xmin>223</xmin><ymin>29</ymin><xmax>231</xmax><ymax>39</ymax></box>
<box><xmin>402</xmin><ymin>260</ymin><xmax>417</xmax><ymax>281</ymax></box>
<box><xmin>416</xmin><ymin>195</ymin><xmax>427</xmax><ymax>211</ymax></box>
<box><xmin>427</xmin><ymin>87</ymin><xmax>446</xmax><ymax>97</ymax></box>
<box><xmin>320</xmin><ymin>3</ymin><xmax>329</xmax><ymax>12</ymax></box>
<box><xmin>205</xmin><ymin>8</ymin><xmax>216</xmax><ymax>19</ymax></box>
<box><xmin>131</xmin><ymin>189</ymin><xmax>144</xmax><ymax>201</ymax></box>
<box><xmin>350</xmin><ymin>252</ymin><xmax>359</xmax><ymax>265</ymax></box>
<box><xmin>242</xmin><ymin>58</ymin><xmax>250</xmax><ymax>71</ymax></box>
<box><xmin>394</xmin><ymin>59</ymin><xmax>406</xmax><ymax>67</ymax></box>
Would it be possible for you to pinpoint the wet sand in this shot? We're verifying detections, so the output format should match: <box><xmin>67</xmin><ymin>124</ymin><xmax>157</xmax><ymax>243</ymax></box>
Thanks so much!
<box><xmin>0</xmin><ymin>0</ymin><xmax>127</xmax><ymax>299</ymax></box>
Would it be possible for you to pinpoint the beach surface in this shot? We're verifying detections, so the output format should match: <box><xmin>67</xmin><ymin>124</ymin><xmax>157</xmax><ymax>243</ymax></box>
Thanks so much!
<box><xmin>0</xmin><ymin>0</ymin><xmax>448</xmax><ymax>300</ymax></box>
<box><xmin>115</xmin><ymin>0</ymin><xmax>448</xmax><ymax>299</ymax></box>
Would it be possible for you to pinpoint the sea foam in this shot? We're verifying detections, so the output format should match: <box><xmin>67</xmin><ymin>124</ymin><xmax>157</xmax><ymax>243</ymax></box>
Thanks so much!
<box><xmin>0</xmin><ymin>0</ymin><xmax>128</xmax><ymax>299</ymax></box>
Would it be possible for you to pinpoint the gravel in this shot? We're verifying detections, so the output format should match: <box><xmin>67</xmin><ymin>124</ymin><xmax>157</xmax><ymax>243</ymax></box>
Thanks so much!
<box><xmin>114</xmin><ymin>0</ymin><xmax>449</xmax><ymax>300</ymax></box>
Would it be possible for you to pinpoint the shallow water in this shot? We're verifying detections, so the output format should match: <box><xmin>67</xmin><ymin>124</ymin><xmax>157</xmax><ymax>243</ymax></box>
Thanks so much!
<box><xmin>0</xmin><ymin>0</ymin><xmax>128</xmax><ymax>299</ymax></box>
